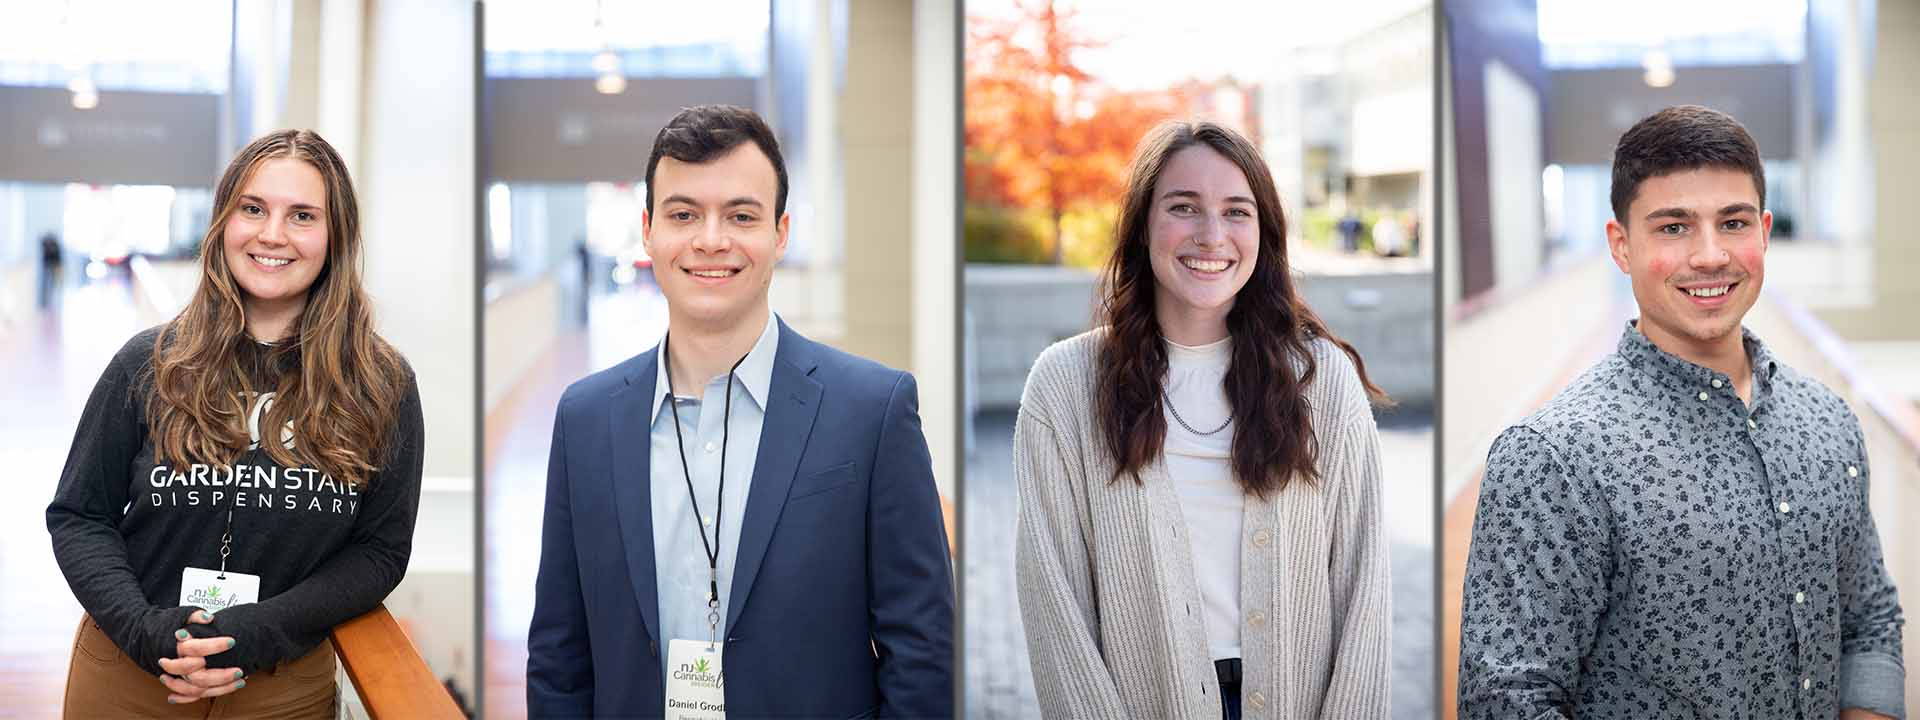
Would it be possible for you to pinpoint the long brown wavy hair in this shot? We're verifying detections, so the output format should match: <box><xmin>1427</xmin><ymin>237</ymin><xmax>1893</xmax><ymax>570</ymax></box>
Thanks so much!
<box><xmin>1095</xmin><ymin>120</ymin><xmax>1387</xmax><ymax>499</ymax></box>
<box><xmin>146</xmin><ymin>129</ymin><xmax>407</xmax><ymax>488</ymax></box>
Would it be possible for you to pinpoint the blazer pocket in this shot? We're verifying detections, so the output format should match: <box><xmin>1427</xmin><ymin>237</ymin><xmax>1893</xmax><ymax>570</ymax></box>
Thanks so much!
<box><xmin>789</xmin><ymin>461</ymin><xmax>860</xmax><ymax>502</ymax></box>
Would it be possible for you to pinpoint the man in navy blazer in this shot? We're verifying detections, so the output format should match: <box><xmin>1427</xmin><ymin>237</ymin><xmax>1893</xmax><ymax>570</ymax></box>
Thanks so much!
<box><xmin>527</xmin><ymin>105</ymin><xmax>955</xmax><ymax>718</ymax></box>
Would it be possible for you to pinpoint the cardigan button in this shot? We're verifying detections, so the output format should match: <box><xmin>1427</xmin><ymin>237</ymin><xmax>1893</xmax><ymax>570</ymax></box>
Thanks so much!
<box><xmin>1247</xmin><ymin>611</ymin><xmax>1267</xmax><ymax>627</ymax></box>
<box><xmin>1251</xmin><ymin>530</ymin><xmax>1271</xmax><ymax>548</ymax></box>
<box><xmin>1248</xmin><ymin>691</ymin><xmax>1266</xmax><ymax>710</ymax></box>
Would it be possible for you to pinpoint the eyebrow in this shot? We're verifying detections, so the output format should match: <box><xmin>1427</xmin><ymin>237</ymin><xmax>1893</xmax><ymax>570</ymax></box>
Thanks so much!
<box><xmin>662</xmin><ymin>194</ymin><xmax>765</xmax><ymax>210</ymax></box>
<box><xmin>1643</xmin><ymin>202</ymin><xmax>1760</xmax><ymax>222</ymax></box>
<box><xmin>238</xmin><ymin>194</ymin><xmax>323</xmax><ymax>213</ymax></box>
<box><xmin>1159</xmin><ymin>189</ymin><xmax>1257</xmax><ymax>205</ymax></box>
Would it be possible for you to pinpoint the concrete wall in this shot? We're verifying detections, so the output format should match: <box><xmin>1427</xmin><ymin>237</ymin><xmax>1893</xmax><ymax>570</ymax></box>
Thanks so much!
<box><xmin>1813</xmin><ymin>0</ymin><xmax>1920</xmax><ymax>341</ymax></box>
<box><xmin>965</xmin><ymin>264</ymin><xmax>1435</xmax><ymax>412</ymax></box>
<box><xmin>1441</xmin><ymin>255</ymin><xmax>1626</xmax><ymax>501</ymax></box>
<box><xmin>0</xmin><ymin>262</ymin><xmax>32</xmax><ymax>333</ymax></box>
<box><xmin>358</xmin><ymin>1</ymin><xmax>477</xmax><ymax>697</ymax></box>
<box><xmin>1298</xmin><ymin>270</ymin><xmax>1435</xmax><ymax>411</ymax></box>
<box><xmin>483</xmin><ymin>277</ymin><xmax>560</xmax><ymax>413</ymax></box>
<box><xmin>839</xmin><ymin>0</ymin><xmax>916</xmax><ymax>373</ymax></box>
<box><xmin>964</xmin><ymin>265</ymin><xmax>1101</xmax><ymax>411</ymax></box>
<box><xmin>910</xmin><ymin>0</ymin><xmax>957</xmax><ymax>498</ymax></box>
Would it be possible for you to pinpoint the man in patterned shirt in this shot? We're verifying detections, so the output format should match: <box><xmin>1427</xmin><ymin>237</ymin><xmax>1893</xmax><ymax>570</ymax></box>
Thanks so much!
<box><xmin>1458</xmin><ymin>105</ymin><xmax>1906</xmax><ymax>719</ymax></box>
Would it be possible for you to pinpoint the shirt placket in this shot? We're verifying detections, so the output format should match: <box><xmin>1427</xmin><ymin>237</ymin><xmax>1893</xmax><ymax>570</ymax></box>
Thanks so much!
<box><xmin>1741</xmin><ymin>381</ymin><xmax>1818</xmax><ymax>717</ymax></box>
<box><xmin>693</xmin><ymin>377</ymin><xmax>731</xmax><ymax>619</ymax></box>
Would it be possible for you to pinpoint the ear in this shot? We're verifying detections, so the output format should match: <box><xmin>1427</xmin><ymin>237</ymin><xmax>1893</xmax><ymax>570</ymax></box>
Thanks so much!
<box><xmin>1759</xmin><ymin>209</ymin><xmax>1772</xmax><ymax>254</ymax></box>
<box><xmin>774</xmin><ymin>212</ymin><xmax>790</xmax><ymax>263</ymax></box>
<box><xmin>1606</xmin><ymin>218</ymin><xmax>1631</xmax><ymax>274</ymax></box>
<box><xmin>641</xmin><ymin>209</ymin><xmax>654</xmax><ymax>255</ymax></box>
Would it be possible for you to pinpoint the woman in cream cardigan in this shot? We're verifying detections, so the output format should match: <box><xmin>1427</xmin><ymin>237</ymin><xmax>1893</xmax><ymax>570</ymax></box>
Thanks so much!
<box><xmin>1014</xmin><ymin>120</ymin><xmax>1392</xmax><ymax>719</ymax></box>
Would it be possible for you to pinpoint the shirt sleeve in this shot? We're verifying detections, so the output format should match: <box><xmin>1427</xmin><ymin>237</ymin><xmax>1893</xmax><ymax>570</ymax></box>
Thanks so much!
<box><xmin>190</xmin><ymin>372</ymin><xmax>426</xmax><ymax>674</ymax></box>
<box><xmin>1318</xmin><ymin>406</ymin><xmax>1392</xmax><ymax>717</ymax></box>
<box><xmin>1837</xmin><ymin>423</ymin><xmax>1906</xmax><ymax>718</ymax></box>
<box><xmin>1457</xmin><ymin>426</ymin><xmax>1612</xmax><ymax>720</ymax></box>
<box><xmin>46</xmin><ymin>338</ymin><xmax>201</xmax><ymax>676</ymax></box>
<box><xmin>1012</xmin><ymin>399</ymin><xmax>1130</xmax><ymax>719</ymax></box>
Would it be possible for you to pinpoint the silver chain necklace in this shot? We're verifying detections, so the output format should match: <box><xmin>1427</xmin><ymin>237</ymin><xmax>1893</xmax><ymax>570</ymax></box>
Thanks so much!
<box><xmin>1162</xmin><ymin>388</ymin><xmax>1232</xmax><ymax>436</ymax></box>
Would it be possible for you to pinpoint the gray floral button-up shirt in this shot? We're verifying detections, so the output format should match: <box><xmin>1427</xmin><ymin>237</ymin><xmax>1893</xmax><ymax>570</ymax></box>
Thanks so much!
<box><xmin>1459</xmin><ymin>322</ymin><xmax>1905</xmax><ymax>719</ymax></box>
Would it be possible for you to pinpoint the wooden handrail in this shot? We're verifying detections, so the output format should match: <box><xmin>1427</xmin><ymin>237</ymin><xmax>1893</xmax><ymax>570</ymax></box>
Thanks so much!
<box><xmin>331</xmin><ymin>604</ymin><xmax>465</xmax><ymax>719</ymax></box>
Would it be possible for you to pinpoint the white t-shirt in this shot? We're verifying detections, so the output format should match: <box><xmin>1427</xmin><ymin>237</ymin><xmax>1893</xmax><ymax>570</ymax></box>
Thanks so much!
<box><xmin>1162</xmin><ymin>336</ymin><xmax>1244</xmax><ymax>662</ymax></box>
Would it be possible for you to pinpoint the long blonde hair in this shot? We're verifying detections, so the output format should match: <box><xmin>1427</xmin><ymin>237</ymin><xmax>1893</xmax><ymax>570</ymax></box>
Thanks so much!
<box><xmin>146</xmin><ymin>129</ymin><xmax>407</xmax><ymax>488</ymax></box>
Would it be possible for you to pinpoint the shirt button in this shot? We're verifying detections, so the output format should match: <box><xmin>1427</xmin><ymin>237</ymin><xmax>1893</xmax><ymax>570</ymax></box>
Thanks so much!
<box><xmin>1802</xmin><ymin>677</ymin><xmax>1811</xmax><ymax>690</ymax></box>
<box><xmin>1248</xmin><ymin>691</ymin><xmax>1266</xmax><ymax>710</ymax></box>
<box><xmin>1748</xmin><ymin>418</ymin><xmax>1758</xmax><ymax>429</ymax></box>
<box><xmin>1778</xmin><ymin>501</ymin><xmax>1792</xmax><ymax>513</ymax></box>
<box><xmin>1698</xmin><ymin>391</ymin><xmax>1710</xmax><ymax>401</ymax></box>
<box><xmin>704</xmin><ymin>441</ymin><xmax>718</xmax><ymax>453</ymax></box>
<box><xmin>1248</xmin><ymin>611</ymin><xmax>1266</xmax><ymax>627</ymax></box>
<box><xmin>704</xmin><ymin>515</ymin><xmax>714</xmax><ymax>527</ymax></box>
<box><xmin>1712</xmin><ymin>379</ymin><xmax>1723</xmax><ymax>388</ymax></box>
<box><xmin>1252</xmin><ymin>530</ymin><xmax>1272</xmax><ymax>548</ymax></box>
<box><xmin>1794</xmin><ymin>591</ymin><xmax>1806</xmax><ymax>604</ymax></box>
<box><xmin>1848</xmin><ymin>465</ymin><xmax>1860</xmax><ymax>478</ymax></box>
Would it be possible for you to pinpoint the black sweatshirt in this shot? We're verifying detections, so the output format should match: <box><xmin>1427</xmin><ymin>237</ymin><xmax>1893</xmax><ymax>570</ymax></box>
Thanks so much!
<box><xmin>46</xmin><ymin>327</ymin><xmax>423</xmax><ymax>676</ymax></box>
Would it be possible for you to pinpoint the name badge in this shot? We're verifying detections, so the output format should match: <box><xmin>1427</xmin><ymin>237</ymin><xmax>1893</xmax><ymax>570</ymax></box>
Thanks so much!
<box><xmin>178</xmin><ymin>567</ymin><xmax>260</xmax><ymax>614</ymax></box>
<box><xmin>665</xmin><ymin>638</ymin><xmax>726</xmax><ymax>719</ymax></box>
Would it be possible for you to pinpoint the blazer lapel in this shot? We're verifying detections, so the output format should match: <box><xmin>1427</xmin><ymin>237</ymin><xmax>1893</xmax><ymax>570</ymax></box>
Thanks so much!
<box><xmin>609</xmin><ymin>350</ymin><xmax>662</xmax><ymax>647</ymax></box>
<box><xmin>727</xmin><ymin>323</ymin><xmax>823</xmax><ymax>632</ymax></box>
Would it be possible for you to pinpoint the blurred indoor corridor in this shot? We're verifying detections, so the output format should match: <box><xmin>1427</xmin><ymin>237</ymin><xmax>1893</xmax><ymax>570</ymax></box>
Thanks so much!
<box><xmin>0</xmin><ymin>278</ymin><xmax>145</xmax><ymax>713</ymax></box>
<box><xmin>483</xmin><ymin>285</ymin><xmax>667</xmax><ymax>719</ymax></box>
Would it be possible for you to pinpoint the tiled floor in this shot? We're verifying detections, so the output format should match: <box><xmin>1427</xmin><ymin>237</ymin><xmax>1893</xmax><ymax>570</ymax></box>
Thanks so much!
<box><xmin>963</xmin><ymin>408</ymin><xmax>1437</xmax><ymax>719</ymax></box>
<box><xmin>0</xmin><ymin>277</ymin><xmax>145</xmax><ymax>717</ymax></box>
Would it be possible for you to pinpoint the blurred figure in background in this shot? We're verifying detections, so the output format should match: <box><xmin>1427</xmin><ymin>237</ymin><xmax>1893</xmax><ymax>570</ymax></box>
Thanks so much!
<box><xmin>1370</xmin><ymin>209</ymin><xmax>1408</xmax><ymax>258</ymax></box>
<box><xmin>38</xmin><ymin>231</ymin><xmax>62</xmax><ymax>309</ymax></box>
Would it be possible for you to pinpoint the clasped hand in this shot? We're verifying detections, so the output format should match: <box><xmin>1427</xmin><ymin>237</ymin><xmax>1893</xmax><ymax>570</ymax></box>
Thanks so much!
<box><xmin>154</xmin><ymin>610</ymin><xmax>245</xmax><ymax>704</ymax></box>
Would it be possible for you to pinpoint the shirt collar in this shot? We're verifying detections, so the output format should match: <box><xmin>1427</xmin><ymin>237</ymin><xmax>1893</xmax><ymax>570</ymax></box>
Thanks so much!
<box><xmin>1616</xmin><ymin>319</ymin><xmax>1779</xmax><ymax>398</ymax></box>
<box><xmin>649</xmin><ymin>311</ymin><xmax>782</xmax><ymax>422</ymax></box>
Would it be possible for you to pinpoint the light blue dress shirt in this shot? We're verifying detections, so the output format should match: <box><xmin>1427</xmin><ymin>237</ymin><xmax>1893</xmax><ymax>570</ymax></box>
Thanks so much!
<box><xmin>648</xmin><ymin>311</ymin><xmax>780</xmax><ymax>679</ymax></box>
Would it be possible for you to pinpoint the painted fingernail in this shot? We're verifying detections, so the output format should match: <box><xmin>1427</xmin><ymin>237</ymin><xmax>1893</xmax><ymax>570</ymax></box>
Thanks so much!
<box><xmin>235</xmin><ymin>669</ymin><xmax>245</xmax><ymax>679</ymax></box>
<box><xmin>197</xmin><ymin>611</ymin><xmax>210</xmax><ymax>622</ymax></box>
<box><xmin>167</xmin><ymin>698</ymin><xmax>177</xmax><ymax>704</ymax></box>
<box><xmin>236</xmin><ymin>680</ymin><xmax>246</xmax><ymax>689</ymax></box>
<box><xmin>227</xmin><ymin>638</ymin><xmax>236</xmax><ymax>649</ymax></box>
<box><xmin>175</xmin><ymin>629</ymin><xmax>189</xmax><ymax>640</ymax></box>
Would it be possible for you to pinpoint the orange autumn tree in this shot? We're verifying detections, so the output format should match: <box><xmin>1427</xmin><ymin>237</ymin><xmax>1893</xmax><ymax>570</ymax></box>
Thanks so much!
<box><xmin>965</xmin><ymin>0</ymin><xmax>1177</xmax><ymax>265</ymax></box>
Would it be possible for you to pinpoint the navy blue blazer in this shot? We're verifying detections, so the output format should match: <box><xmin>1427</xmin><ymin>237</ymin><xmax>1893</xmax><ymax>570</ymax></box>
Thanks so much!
<box><xmin>527</xmin><ymin>319</ymin><xmax>955</xmax><ymax>718</ymax></box>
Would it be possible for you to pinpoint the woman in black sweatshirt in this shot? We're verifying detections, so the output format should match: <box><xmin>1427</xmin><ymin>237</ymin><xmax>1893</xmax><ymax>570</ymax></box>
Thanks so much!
<box><xmin>46</xmin><ymin>129</ymin><xmax>423</xmax><ymax>716</ymax></box>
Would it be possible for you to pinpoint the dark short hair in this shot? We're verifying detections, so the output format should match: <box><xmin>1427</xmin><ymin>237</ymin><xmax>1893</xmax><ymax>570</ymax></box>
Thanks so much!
<box><xmin>644</xmin><ymin>104</ymin><xmax>788</xmax><ymax>218</ymax></box>
<box><xmin>1610</xmin><ymin>105</ymin><xmax>1765</xmax><ymax>221</ymax></box>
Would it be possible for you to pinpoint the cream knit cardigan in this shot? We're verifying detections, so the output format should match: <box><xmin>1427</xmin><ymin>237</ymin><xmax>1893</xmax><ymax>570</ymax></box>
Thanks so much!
<box><xmin>1014</xmin><ymin>330</ymin><xmax>1392</xmax><ymax>719</ymax></box>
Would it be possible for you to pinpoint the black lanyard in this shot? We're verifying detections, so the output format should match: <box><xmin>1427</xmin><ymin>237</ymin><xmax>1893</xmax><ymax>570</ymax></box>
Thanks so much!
<box><xmin>661</xmin><ymin>334</ymin><xmax>749</xmax><ymax>646</ymax></box>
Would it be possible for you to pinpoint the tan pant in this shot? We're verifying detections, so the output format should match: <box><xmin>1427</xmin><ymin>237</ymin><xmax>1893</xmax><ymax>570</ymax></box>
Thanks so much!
<box><xmin>63</xmin><ymin>615</ymin><xmax>337</xmax><ymax>719</ymax></box>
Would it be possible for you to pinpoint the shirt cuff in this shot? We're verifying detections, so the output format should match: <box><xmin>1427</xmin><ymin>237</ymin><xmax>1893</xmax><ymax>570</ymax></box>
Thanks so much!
<box><xmin>1841</xmin><ymin>651</ymin><xmax>1906</xmax><ymax>718</ymax></box>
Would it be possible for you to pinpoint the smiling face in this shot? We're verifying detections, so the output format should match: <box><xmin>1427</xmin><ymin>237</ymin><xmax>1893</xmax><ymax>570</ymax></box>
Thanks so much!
<box><xmin>1607</xmin><ymin>166</ymin><xmax>1770</xmax><ymax>359</ymax></box>
<box><xmin>1146</xmin><ymin>145</ymin><xmax>1260</xmax><ymax>343</ymax></box>
<box><xmin>642</xmin><ymin>142</ymin><xmax>788</xmax><ymax>332</ymax></box>
<box><xmin>222</xmin><ymin>157</ymin><xmax>330</xmax><ymax>322</ymax></box>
